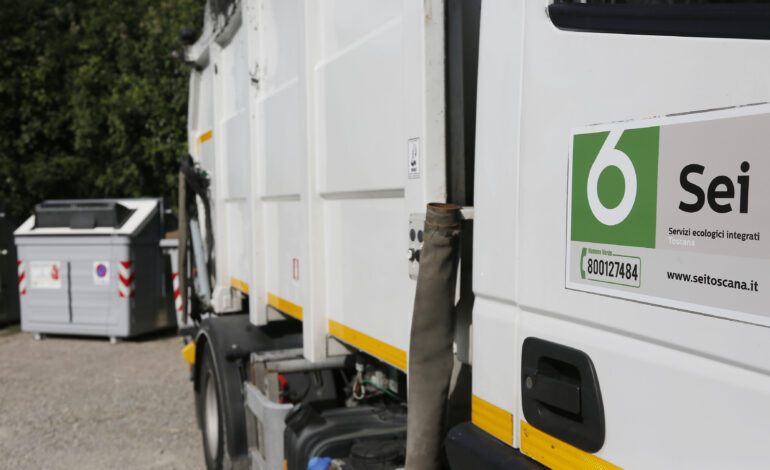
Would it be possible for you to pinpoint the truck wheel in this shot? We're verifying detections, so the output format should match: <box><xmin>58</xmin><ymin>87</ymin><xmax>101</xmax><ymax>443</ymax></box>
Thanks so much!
<box><xmin>198</xmin><ymin>345</ymin><xmax>225</xmax><ymax>469</ymax></box>
<box><xmin>197</xmin><ymin>344</ymin><xmax>249</xmax><ymax>470</ymax></box>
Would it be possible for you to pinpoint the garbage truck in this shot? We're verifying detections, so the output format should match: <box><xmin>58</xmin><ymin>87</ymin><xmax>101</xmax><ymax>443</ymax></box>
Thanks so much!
<box><xmin>178</xmin><ymin>1</ymin><xmax>770</xmax><ymax>469</ymax></box>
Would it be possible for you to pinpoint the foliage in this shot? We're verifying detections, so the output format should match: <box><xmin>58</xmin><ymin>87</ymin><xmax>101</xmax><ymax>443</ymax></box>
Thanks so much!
<box><xmin>0</xmin><ymin>0</ymin><xmax>202</xmax><ymax>222</ymax></box>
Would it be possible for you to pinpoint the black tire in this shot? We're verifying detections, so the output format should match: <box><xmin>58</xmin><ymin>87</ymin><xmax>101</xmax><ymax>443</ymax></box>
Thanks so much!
<box><xmin>197</xmin><ymin>344</ymin><xmax>225</xmax><ymax>470</ymax></box>
<box><xmin>197</xmin><ymin>343</ymin><xmax>250</xmax><ymax>470</ymax></box>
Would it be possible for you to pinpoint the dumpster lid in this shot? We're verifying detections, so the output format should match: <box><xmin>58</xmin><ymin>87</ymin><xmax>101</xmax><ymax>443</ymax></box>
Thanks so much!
<box><xmin>14</xmin><ymin>199</ymin><xmax>159</xmax><ymax>237</ymax></box>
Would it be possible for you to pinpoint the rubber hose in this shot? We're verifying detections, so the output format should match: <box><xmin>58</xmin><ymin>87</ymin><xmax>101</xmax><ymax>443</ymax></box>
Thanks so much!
<box><xmin>177</xmin><ymin>164</ymin><xmax>189</xmax><ymax>325</ymax></box>
<box><xmin>405</xmin><ymin>203</ymin><xmax>462</xmax><ymax>470</ymax></box>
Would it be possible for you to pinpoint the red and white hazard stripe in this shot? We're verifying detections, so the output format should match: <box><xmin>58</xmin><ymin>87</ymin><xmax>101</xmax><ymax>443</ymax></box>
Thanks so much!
<box><xmin>118</xmin><ymin>261</ymin><xmax>135</xmax><ymax>298</ymax></box>
<box><xmin>172</xmin><ymin>272</ymin><xmax>182</xmax><ymax>312</ymax></box>
<box><xmin>17</xmin><ymin>260</ymin><xmax>26</xmax><ymax>296</ymax></box>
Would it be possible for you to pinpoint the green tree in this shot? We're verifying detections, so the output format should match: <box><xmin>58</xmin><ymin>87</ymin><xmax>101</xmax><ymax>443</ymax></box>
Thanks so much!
<box><xmin>0</xmin><ymin>0</ymin><xmax>202</xmax><ymax>223</ymax></box>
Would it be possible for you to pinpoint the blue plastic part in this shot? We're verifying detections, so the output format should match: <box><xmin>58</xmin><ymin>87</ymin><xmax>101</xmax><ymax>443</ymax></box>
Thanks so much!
<box><xmin>307</xmin><ymin>456</ymin><xmax>332</xmax><ymax>470</ymax></box>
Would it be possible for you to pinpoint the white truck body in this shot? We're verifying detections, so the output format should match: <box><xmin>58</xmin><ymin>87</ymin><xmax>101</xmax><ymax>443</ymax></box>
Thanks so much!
<box><xmin>184</xmin><ymin>1</ymin><xmax>770</xmax><ymax>469</ymax></box>
<box><xmin>187</xmin><ymin>0</ymin><xmax>446</xmax><ymax>367</ymax></box>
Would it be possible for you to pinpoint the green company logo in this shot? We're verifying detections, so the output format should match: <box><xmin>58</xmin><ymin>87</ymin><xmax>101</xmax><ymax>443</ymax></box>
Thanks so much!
<box><xmin>571</xmin><ymin>126</ymin><xmax>659</xmax><ymax>248</ymax></box>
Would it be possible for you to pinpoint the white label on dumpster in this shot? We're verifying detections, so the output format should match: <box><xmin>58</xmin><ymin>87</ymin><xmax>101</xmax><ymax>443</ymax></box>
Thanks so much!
<box><xmin>30</xmin><ymin>261</ymin><xmax>62</xmax><ymax>289</ymax></box>
<box><xmin>93</xmin><ymin>261</ymin><xmax>110</xmax><ymax>286</ymax></box>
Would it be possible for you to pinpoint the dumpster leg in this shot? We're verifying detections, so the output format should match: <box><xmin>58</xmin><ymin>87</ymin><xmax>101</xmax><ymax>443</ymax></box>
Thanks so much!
<box><xmin>110</xmin><ymin>336</ymin><xmax>121</xmax><ymax>344</ymax></box>
<box><xmin>34</xmin><ymin>333</ymin><xmax>45</xmax><ymax>341</ymax></box>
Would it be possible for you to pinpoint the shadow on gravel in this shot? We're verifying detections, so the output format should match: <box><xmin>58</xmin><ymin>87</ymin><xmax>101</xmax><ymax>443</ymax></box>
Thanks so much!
<box><xmin>28</xmin><ymin>327</ymin><xmax>180</xmax><ymax>344</ymax></box>
<box><xmin>132</xmin><ymin>327</ymin><xmax>181</xmax><ymax>343</ymax></box>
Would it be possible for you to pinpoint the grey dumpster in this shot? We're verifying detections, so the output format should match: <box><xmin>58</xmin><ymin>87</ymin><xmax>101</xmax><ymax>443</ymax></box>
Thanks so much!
<box><xmin>15</xmin><ymin>199</ymin><xmax>173</xmax><ymax>341</ymax></box>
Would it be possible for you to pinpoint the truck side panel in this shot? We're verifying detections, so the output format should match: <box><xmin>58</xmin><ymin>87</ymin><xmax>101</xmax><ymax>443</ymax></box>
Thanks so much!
<box><xmin>471</xmin><ymin>0</ymin><xmax>524</xmax><ymax>446</ymax></box>
<box><xmin>252</xmin><ymin>0</ymin><xmax>308</xmax><ymax>328</ymax></box>
<box><xmin>214</xmin><ymin>22</ymin><xmax>253</xmax><ymax>301</ymax></box>
<box><xmin>306</xmin><ymin>0</ymin><xmax>447</xmax><ymax>367</ymax></box>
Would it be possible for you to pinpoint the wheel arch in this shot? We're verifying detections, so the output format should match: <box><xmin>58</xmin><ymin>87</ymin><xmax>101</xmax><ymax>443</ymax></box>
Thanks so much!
<box><xmin>193</xmin><ymin>313</ymin><xmax>304</xmax><ymax>462</ymax></box>
<box><xmin>194</xmin><ymin>314</ymin><xmax>252</xmax><ymax>462</ymax></box>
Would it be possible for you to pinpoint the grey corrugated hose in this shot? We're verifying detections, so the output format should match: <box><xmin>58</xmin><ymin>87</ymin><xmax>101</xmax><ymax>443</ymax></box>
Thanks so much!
<box><xmin>406</xmin><ymin>203</ymin><xmax>462</xmax><ymax>470</ymax></box>
<box><xmin>177</xmin><ymin>167</ymin><xmax>188</xmax><ymax>326</ymax></box>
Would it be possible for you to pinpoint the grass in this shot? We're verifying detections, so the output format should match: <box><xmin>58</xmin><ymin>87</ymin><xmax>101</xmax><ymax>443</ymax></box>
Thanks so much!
<box><xmin>0</xmin><ymin>324</ymin><xmax>21</xmax><ymax>337</ymax></box>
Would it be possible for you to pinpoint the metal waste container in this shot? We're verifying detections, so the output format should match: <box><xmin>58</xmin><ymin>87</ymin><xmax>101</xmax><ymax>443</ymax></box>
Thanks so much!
<box><xmin>15</xmin><ymin>199</ymin><xmax>173</xmax><ymax>341</ymax></box>
<box><xmin>0</xmin><ymin>208</ymin><xmax>20</xmax><ymax>325</ymax></box>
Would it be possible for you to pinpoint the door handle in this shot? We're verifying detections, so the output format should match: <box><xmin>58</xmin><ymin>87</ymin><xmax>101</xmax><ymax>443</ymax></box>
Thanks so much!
<box><xmin>521</xmin><ymin>337</ymin><xmax>605</xmax><ymax>453</ymax></box>
<box><xmin>523</xmin><ymin>368</ymin><xmax>581</xmax><ymax>415</ymax></box>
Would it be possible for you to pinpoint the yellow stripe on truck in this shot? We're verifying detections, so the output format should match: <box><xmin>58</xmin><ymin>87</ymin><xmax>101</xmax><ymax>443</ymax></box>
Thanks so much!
<box><xmin>521</xmin><ymin>421</ymin><xmax>622</xmax><ymax>470</ymax></box>
<box><xmin>195</xmin><ymin>129</ymin><xmax>213</xmax><ymax>155</ymax></box>
<box><xmin>230</xmin><ymin>276</ymin><xmax>250</xmax><ymax>295</ymax></box>
<box><xmin>328</xmin><ymin>319</ymin><xmax>407</xmax><ymax>371</ymax></box>
<box><xmin>471</xmin><ymin>394</ymin><xmax>513</xmax><ymax>445</ymax></box>
<box><xmin>267</xmin><ymin>293</ymin><xmax>303</xmax><ymax>321</ymax></box>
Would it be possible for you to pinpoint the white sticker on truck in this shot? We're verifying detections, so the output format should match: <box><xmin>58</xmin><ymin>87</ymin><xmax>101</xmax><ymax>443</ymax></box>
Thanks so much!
<box><xmin>566</xmin><ymin>104</ymin><xmax>770</xmax><ymax>327</ymax></box>
<box><xmin>408</xmin><ymin>137</ymin><xmax>420</xmax><ymax>179</ymax></box>
<box><xmin>30</xmin><ymin>261</ymin><xmax>62</xmax><ymax>289</ymax></box>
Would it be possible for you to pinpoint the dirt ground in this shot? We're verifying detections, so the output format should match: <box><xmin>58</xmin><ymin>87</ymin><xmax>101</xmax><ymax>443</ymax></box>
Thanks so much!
<box><xmin>0</xmin><ymin>326</ymin><xmax>205</xmax><ymax>470</ymax></box>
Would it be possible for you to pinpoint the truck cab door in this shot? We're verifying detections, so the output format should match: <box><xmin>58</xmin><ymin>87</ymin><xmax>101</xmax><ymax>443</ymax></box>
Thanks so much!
<box><xmin>473</xmin><ymin>1</ymin><xmax>770</xmax><ymax>468</ymax></box>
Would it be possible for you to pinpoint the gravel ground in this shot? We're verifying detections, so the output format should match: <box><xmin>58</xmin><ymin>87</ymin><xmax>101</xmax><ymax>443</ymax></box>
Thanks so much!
<box><xmin>0</xmin><ymin>327</ymin><xmax>205</xmax><ymax>470</ymax></box>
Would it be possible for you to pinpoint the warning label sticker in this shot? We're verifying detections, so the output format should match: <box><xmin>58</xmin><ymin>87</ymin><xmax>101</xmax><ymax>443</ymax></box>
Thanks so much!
<box><xmin>408</xmin><ymin>137</ymin><xmax>420</xmax><ymax>179</ymax></box>
<box><xmin>93</xmin><ymin>261</ymin><xmax>110</xmax><ymax>286</ymax></box>
<box><xmin>30</xmin><ymin>261</ymin><xmax>62</xmax><ymax>289</ymax></box>
<box><xmin>566</xmin><ymin>104</ymin><xmax>770</xmax><ymax>327</ymax></box>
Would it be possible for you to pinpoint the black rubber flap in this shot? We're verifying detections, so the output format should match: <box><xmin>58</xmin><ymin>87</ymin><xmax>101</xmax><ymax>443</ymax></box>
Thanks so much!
<box><xmin>445</xmin><ymin>422</ymin><xmax>546</xmax><ymax>470</ymax></box>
